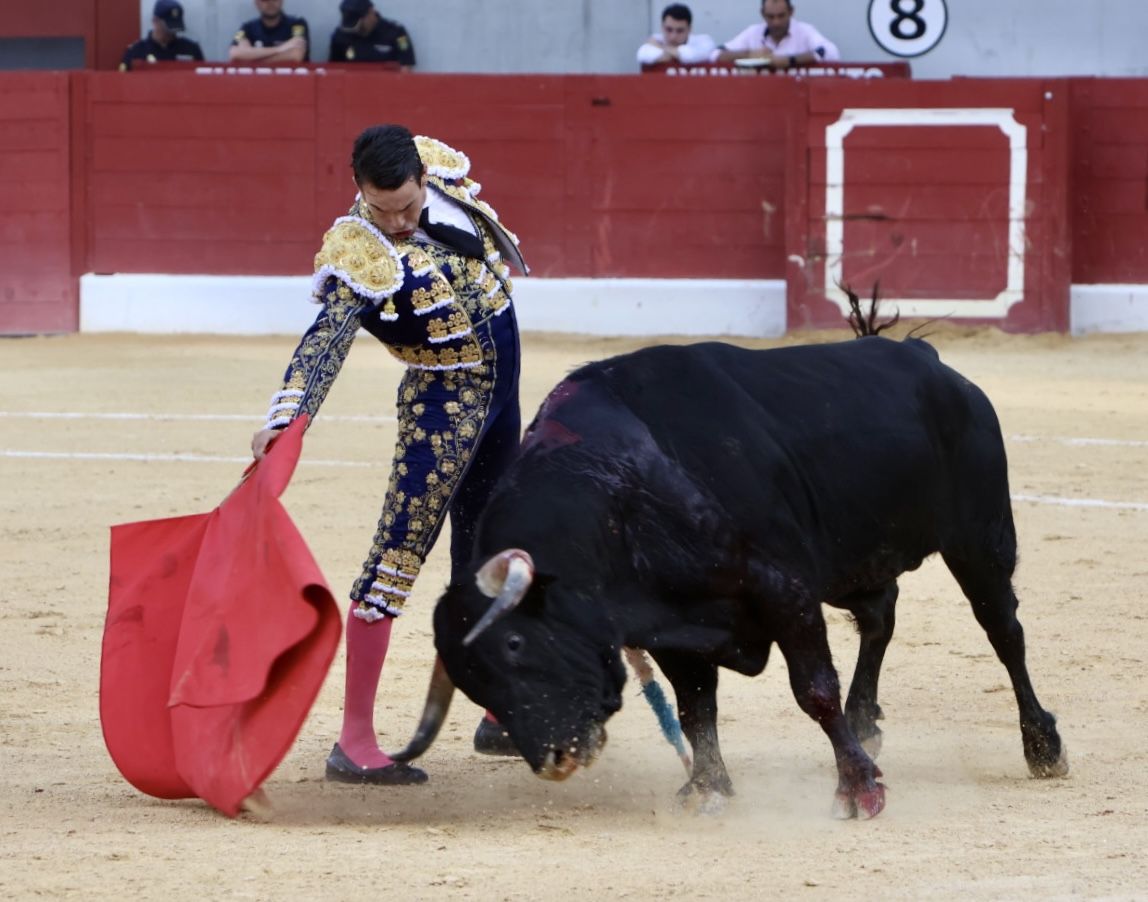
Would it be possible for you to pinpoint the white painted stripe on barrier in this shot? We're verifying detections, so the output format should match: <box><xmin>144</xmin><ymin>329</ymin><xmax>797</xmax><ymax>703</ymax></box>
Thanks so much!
<box><xmin>0</xmin><ymin>450</ymin><xmax>376</xmax><ymax>468</ymax></box>
<box><xmin>823</xmin><ymin>108</ymin><xmax>1027</xmax><ymax>319</ymax></box>
<box><xmin>0</xmin><ymin>411</ymin><xmax>396</xmax><ymax>424</ymax></box>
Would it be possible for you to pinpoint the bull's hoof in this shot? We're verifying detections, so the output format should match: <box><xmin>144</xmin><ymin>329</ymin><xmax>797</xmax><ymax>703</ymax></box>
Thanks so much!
<box><xmin>831</xmin><ymin>782</ymin><xmax>886</xmax><ymax>820</ymax></box>
<box><xmin>675</xmin><ymin>785</ymin><xmax>732</xmax><ymax>816</ymax></box>
<box><xmin>1028</xmin><ymin>744</ymin><xmax>1069</xmax><ymax>779</ymax></box>
<box><xmin>676</xmin><ymin>775</ymin><xmax>734</xmax><ymax>815</ymax></box>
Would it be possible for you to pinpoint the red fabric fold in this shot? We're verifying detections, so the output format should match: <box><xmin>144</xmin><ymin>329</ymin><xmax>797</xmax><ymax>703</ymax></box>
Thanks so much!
<box><xmin>100</xmin><ymin>416</ymin><xmax>341</xmax><ymax>817</ymax></box>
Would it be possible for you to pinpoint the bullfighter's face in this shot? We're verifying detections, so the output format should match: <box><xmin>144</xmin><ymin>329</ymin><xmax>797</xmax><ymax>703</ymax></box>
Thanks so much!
<box><xmin>433</xmin><ymin>574</ymin><xmax>626</xmax><ymax>780</ymax></box>
<box><xmin>358</xmin><ymin>172</ymin><xmax>427</xmax><ymax>241</ymax></box>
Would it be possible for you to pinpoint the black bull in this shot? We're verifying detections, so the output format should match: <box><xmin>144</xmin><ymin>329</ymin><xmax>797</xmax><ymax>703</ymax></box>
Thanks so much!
<box><xmin>392</xmin><ymin>334</ymin><xmax>1068</xmax><ymax>817</ymax></box>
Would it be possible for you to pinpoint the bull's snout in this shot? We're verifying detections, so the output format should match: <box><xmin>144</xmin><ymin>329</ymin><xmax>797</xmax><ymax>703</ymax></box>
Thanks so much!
<box><xmin>535</xmin><ymin>723</ymin><xmax>608</xmax><ymax>781</ymax></box>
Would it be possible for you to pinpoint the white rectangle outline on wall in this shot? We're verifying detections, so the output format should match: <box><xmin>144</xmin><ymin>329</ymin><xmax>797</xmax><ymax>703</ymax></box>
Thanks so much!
<box><xmin>823</xmin><ymin>107</ymin><xmax>1027</xmax><ymax>318</ymax></box>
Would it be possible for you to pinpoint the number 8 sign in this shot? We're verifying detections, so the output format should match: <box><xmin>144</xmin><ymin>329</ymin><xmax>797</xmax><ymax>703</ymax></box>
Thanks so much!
<box><xmin>868</xmin><ymin>0</ymin><xmax>948</xmax><ymax>58</ymax></box>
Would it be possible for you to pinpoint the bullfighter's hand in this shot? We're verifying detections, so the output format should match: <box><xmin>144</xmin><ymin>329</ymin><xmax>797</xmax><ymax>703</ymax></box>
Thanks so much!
<box><xmin>251</xmin><ymin>427</ymin><xmax>280</xmax><ymax>461</ymax></box>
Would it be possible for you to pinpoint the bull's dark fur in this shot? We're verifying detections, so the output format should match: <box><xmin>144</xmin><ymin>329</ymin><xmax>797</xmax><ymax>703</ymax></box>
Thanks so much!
<box><xmin>432</xmin><ymin>308</ymin><xmax>1066</xmax><ymax>815</ymax></box>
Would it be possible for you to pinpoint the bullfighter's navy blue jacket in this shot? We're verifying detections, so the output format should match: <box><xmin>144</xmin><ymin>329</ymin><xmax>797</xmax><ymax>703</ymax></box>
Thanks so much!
<box><xmin>263</xmin><ymin>136</ymin><xmax>526</xmax><ymax>621</ymax></box>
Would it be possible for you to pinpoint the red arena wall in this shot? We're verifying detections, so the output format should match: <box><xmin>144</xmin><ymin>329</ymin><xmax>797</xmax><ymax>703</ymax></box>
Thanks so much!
<box><xmin>0</xmin><ymin>73</ymin><xmax>76</xmax><ymax>332</ymax></box>
<box><xmin>1069</xmin><ymin>79</ymin><xmax>1148</xmax><ymax>284</ymax></box>
<box><xmin>1</xmin><ymin>70</ymin><xmax>1146</xmax><ymax>334</ymax></box>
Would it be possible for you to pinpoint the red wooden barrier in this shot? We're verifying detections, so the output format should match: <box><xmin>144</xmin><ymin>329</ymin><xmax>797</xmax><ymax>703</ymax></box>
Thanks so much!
<box><xmin>1070</xmin><ymin>79</ymin><xmax>1148</xmax><ymax>283</ymax></box>
<box><xmin>0</xmin><ymin>73</ymin><xmax>75</xmax><ymax>333</ymax></box>
<box><xmin>787</xmin><ymin>79</ymin><xmax>1071</xmax><ymax>332</ymax></box>
<box><xmin>3</xmin><ymin>71</ymin><xmax>1147</xmax><ymax>334</ymax></box>
<box><xmin>82</xmin><ymin>71</ymin><xmax>796</xmax><ymax>282</ymax></box>
<box><xmin>84</xmin><ymin>72</ymin><xmax>320</xmax><ymax>276</ymax></box>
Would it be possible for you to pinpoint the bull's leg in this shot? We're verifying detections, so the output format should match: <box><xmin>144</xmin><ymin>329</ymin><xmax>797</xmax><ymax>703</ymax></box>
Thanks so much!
<box><xmin>836</xmin><ymin>582</ymin><xmax>899</xmax><ymax>758</ymax></box>
<box><xmin>777</xmin><ymin>608</ymin><xmax>886</xmax><ymax>819</ymax></box>
<box><xmin>942</xmin><ymin>550</ymin><xmax>1068</xmax><ymax>778</ymax></box>
<box><xmin>648</xmin><ymin>650</ymin><xmax>733</xmax><ymax>810</ymax></box>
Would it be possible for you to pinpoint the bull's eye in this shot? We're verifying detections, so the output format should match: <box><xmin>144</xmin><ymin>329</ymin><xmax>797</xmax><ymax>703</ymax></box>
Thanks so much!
<box><xmin>505</xmin><ymin>632</ymin><xmax>525</xmax><ymax>661</ymax></box>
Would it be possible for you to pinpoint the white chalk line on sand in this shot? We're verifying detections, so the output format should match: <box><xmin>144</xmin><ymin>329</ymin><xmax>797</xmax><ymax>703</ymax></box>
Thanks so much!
<box><xmin>1</xmin><ymin>449</ymin><xmax>375</xmax><ymax>468</ymax></box>
<box><xmin>2</xmin><ymin>451</ymin><xmax>1145</xmax><ymax>511</ymax></box>
<box><xmin>2</xmin><ymin>413</ymin><xmax>1146</xmax><ymax>510</ymax></box>
<box><xmin>1011</xmin><ymin>494</ymin><xmax>1148</xmax><ymax>512</ymax></box>
<box><xmin>0</xmin><ymin>411</ymin><xmax>396</xmax><ymax>424</ymax></box>
<box><xmin>1</xmin><ymin>412</ymin><xmax>1144</xmax><ymax>448</ymax></box>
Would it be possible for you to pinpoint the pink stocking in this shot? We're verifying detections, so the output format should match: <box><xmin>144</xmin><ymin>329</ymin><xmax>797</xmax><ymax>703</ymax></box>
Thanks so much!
<box><xmin>336</xmin><ymin>608</ymin><xmax>395</xmax><ymax>769</ymax></box>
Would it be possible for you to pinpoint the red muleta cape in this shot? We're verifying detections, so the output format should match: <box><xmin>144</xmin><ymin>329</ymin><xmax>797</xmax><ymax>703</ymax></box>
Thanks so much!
<box><xmin>100</xmin><ymin>416</ymin><xmax>340</xmax><ymax>817</ymax></box>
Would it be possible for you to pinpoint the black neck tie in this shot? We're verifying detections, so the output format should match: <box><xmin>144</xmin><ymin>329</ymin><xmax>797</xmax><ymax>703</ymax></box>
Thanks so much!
<box><xmin>418</xmin><ymin>207</ymin><xmax>485</xmax><ymax>260</ymax></box>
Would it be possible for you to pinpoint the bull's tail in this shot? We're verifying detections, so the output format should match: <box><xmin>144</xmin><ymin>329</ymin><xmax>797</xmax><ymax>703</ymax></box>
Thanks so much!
<box><xmin>844</xmin><ymin>283</ymin><xmax>900</xmax><ymax>338</ymax></box>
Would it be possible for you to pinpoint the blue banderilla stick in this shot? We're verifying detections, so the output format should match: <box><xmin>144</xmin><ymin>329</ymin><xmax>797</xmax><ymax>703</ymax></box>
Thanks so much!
<box><xmin>623</xmin><ymin>647</ymin><xmax>691</xmax><ymax>776</ymax></box>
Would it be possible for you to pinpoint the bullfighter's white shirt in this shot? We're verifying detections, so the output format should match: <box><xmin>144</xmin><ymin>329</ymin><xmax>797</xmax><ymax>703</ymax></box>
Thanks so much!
<box><xmin>417</xmin><ymin>183</ymin><xmax>479</xmax><ymax>240</ymax></box>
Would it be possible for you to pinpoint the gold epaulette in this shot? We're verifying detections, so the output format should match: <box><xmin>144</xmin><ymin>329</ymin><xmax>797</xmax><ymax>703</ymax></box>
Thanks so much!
<box><xmin>312</xmin><ymin>217</ymin><xmax>404</xmax><ymax>302</ymax></box>
<box><xmin>415</xmin><ymin>135</ymin><xmax>471</xmax><ymax>180</ymax></box>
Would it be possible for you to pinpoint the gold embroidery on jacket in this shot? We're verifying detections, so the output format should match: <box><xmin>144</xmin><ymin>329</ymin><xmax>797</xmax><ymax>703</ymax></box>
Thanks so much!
<box><xmin>313</xmin><ymin>219</ymin><xmax>403</xmax><ymax>300</ymax></box>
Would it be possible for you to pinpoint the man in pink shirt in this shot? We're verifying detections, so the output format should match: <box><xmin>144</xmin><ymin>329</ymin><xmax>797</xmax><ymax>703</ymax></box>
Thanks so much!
<box><xmin>713</xmin><ymin>0</ymin><xmax>839</xmax><ymax>68</ymax></box>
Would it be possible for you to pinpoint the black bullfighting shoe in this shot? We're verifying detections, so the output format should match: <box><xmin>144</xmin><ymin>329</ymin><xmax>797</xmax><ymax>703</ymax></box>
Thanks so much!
<box><xmin>473</xmin><ymin>718</ymin><xmax>520</xmax><ymax>757</ymax></box>
<box><xmin>324</xmin><ymin>743</ymin><xmax>429</xmax><ymax>785</ymax></box>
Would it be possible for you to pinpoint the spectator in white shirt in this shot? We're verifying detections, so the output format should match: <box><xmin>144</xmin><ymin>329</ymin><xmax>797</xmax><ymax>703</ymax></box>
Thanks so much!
<box><xmin>713</xmin><ymin>0</ymin><xmax>839</xmax><ymax>68</ymax></box>
<box><xmin>637</xmin><ymin>3</ymin><xmax>716</xmax><ymax>66</ymax></box>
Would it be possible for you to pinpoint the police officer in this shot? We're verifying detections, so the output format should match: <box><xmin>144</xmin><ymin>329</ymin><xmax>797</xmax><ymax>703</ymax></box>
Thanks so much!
<box><xmin>329</xmin><ymin>0</ymin><xmax>416</xmax><ymax>68</ymax></box>
<box><xmin>120</xmin><ymin>0</ymin><xmax>205</xmax><ymax>71</ymax></box>
<box><xmin>229</xmin><ymin>0</ymin><xmax>311</xmax><ymax>64</ymax></box>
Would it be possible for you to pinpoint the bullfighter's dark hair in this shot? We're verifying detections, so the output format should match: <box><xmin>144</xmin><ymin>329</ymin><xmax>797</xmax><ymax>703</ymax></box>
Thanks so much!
<box><xmin>844</xmin><ymin>283</ymin><xmax>900</xmax><ymax>337</ymax></box>
<box><xmin>662</xmin><ymin>3</ymin><xmax>692</xmax><ymax>24</ymax></box>
<box><xmin>351</xmin><ymin>124</ymin><xmax>424</xmax><ymax>190</ymax></box>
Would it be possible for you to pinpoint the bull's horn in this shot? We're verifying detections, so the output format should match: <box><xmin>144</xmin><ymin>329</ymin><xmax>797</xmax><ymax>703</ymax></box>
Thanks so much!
<box><xmin>386</xmin><ymin>657</ymin><xmax>456</xmax><ymax>763</ymax></box>
<box><xmin>464</xmin><ymin>550</ymin><xmax>535</xmax><ymax>646</ymax></box>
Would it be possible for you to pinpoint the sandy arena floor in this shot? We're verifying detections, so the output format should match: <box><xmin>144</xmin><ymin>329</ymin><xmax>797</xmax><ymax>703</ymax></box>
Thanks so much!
<box><xmin>1</xmin><ymin>326</ymin><xmax>1146</xmax><ymax>900</ymax></box>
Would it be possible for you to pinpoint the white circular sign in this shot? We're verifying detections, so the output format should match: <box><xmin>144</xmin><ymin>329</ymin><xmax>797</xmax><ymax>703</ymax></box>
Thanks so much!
<box><xmin>867</xmin><ymin>0</ymin><xmax>948</xmax><ymax>58</ymax></box>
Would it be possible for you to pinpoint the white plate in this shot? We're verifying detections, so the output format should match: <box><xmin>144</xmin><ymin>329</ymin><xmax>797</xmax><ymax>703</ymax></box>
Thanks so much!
<box><xmin>733</xmin><ymin>57</ymin><xmax>771</xmax><ymax>68</ymax></box>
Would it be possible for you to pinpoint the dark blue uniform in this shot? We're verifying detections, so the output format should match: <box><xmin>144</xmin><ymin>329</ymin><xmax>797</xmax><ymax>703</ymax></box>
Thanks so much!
<box><xmin>232</xmin><ymin>14</ymin><xmax>311</xmax><ymax>61</ymax></box>
<box><xmin>328</xmin><ymin>18</ymin><xmax>415</xmax><ymax>65</ymax></box>
<box><xmin>120</xmin><ymin>34</ymin><xmax>204</xmax><ymax>70</ymax></box>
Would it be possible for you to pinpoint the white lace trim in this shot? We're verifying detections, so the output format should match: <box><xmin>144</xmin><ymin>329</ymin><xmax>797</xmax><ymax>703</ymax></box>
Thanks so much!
<box><xmin>368</xmin><ymin>581</ymin><xmax>410</xmax><ymax>599</ymax></box>
<box><xmin>375</xmin><ymin>562</ymin><xmax>419</xmax><ymax>581</ymax></box>
<box><xmin>428</xmin><ymin>327</ymin><xmax>474</xmax><ymax>344</ymax></box>
<box><xmin>408</xmin><ymin>360</ymin><xmax>483</xmax><ymax>372</ymax></box>
<box><xmin>264</xmin><ymin>390</ymin><xmax>303</xmax><ymax>429</ymax></box>
<box><xmin>352</xmin><ymin>601</ymin><xmax>401</xmax><ymax>622</ymax></box>
<box><xmin>412</xmin><ymin>297</ymin><xmax>454</xmax><ymax>317</ymax></box>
